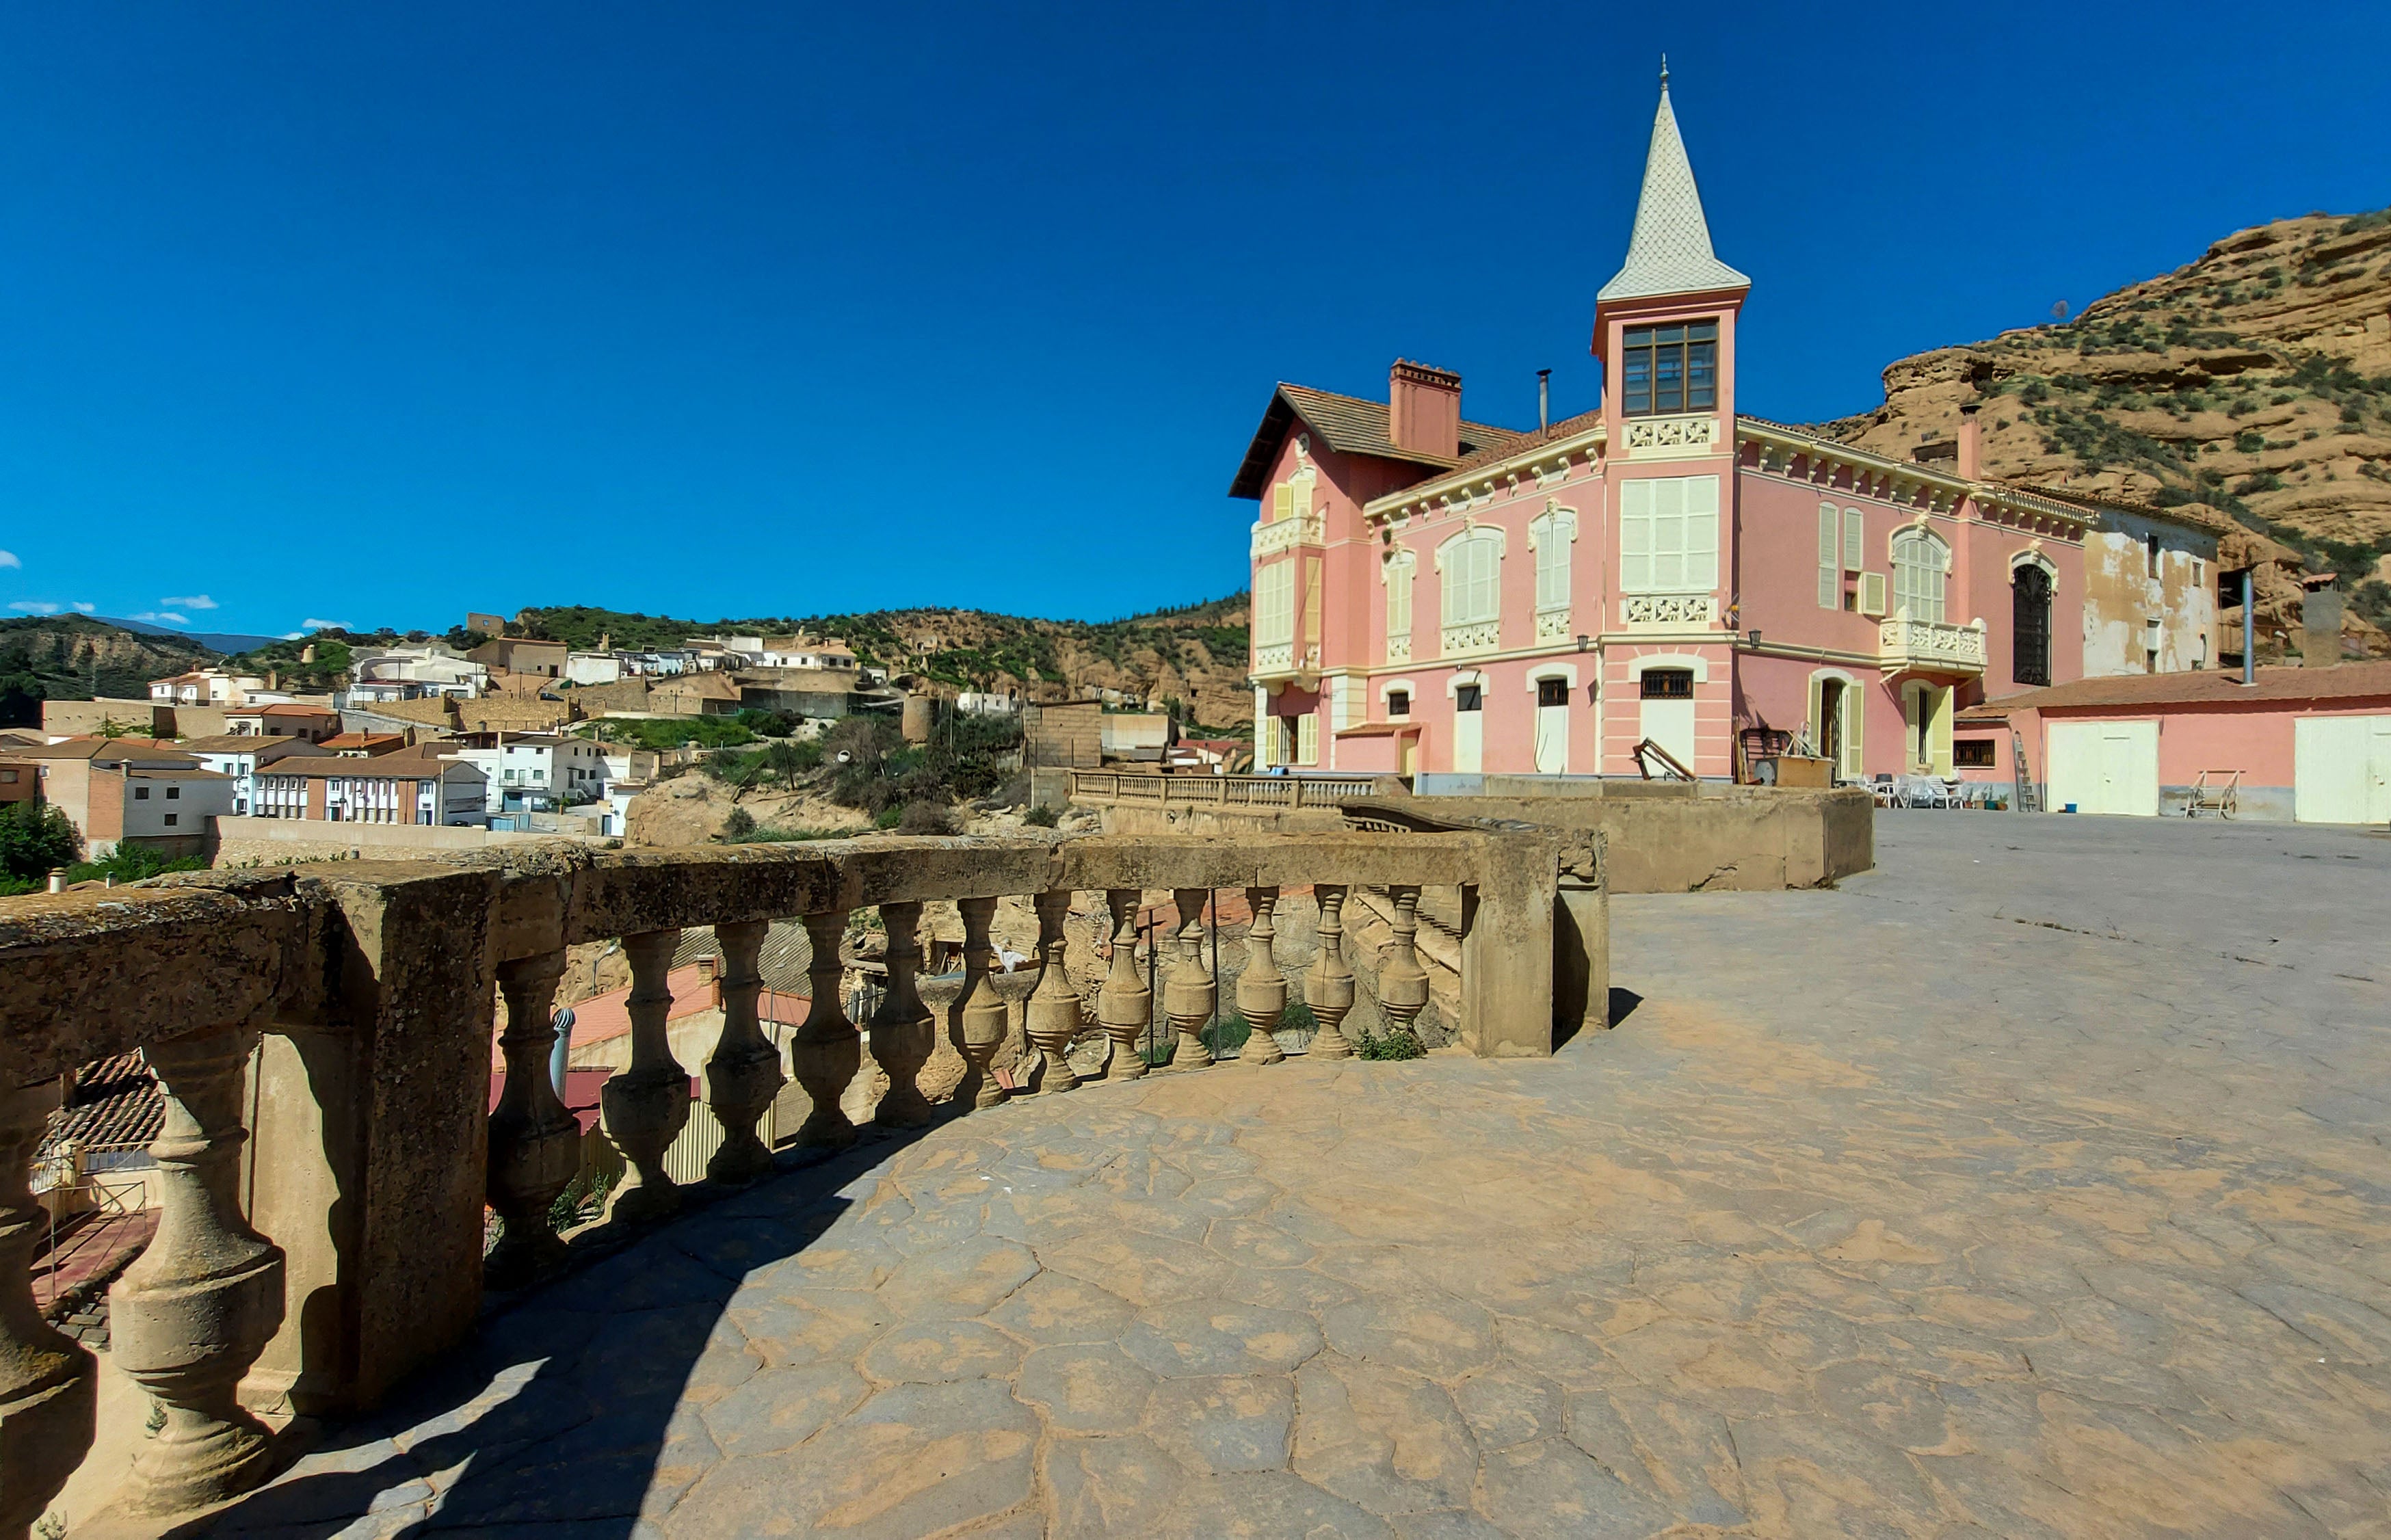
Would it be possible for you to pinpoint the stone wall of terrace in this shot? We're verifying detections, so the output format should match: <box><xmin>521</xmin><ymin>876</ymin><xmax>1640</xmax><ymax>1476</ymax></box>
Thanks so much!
<box><xmin>0</xmin><ymin>827</ymin><xmax>1578</xmax><ymax>1533</ymax></box>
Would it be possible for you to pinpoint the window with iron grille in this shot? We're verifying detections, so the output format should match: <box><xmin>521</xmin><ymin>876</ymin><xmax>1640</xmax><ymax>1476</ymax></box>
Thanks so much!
<box><xmin>1639</xmin><ymin>669</ymin><xmax>1693</xmax><ymax>700</ymax></box>
<box><xmin>2011</xmin><ymin>564</ymin><xmax>2052</xmax><ymax>686</ymax></box>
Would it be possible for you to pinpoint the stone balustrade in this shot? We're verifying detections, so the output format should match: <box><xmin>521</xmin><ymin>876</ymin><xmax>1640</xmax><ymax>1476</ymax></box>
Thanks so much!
<box><xmin>1068</xmin><ymin>770</ymin><xmax>1397</xmax><ymax>810</ymax></box>
<box><xmin>0</xmin><ymin>828</ymin><xmax>1570</xmax><ymax>1532</ymax></box>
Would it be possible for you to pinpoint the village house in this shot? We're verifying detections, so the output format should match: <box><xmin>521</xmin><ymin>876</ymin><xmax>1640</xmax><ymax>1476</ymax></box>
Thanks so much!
<box><xmin>447</xmin><ymin>731</ymin><xmax>610</xmax><ymax>815</ymax></box>
<box><xmin>6</xmin><ymin>738</ymin><xmax>236</xmax><ymax>855</ymax></box>
<box><xmin>1235</xmin><ymin>72</ymin><xmax>2220</xmax><ymax>783</ymax></box>
<box><xmin>345</xmin><ymin>644</ymin><xmax>489</xmax><ymax>702</ymax></box>
<box><xmin>220</xmin><ymin>702</ymin><xmax>342</xmax><ymax>742</ymax></box>
<box><xmin>464</xmin><ymin>637</ymin><xmax>569</xmax><ymax>679</ymax></box>
<box><xmin>249</xmin><ymin>754</ymin><xmax>489</xmax><ymax>826</ymax></box>
<box><xmin>179</xmin><ymin>734</ymin><xmax>334</xmax><ymax>817</ymax></box>
<box><xmin>147</xmin><ymin>669</ymin><xmax>268</xmax><ymax>708</ymax></box>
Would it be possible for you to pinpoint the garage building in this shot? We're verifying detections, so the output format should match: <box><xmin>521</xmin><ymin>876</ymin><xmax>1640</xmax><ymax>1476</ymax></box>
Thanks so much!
<box><xmin>1970</xmin><ymin>661</ymin><xmax>2391</xmax><ymax>824</ymax></box>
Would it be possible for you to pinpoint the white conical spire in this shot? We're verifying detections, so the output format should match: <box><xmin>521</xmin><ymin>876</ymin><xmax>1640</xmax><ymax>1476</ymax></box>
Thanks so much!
<box><xmin>1597</xmin><ymin>65</ymin><xmax>1749</xmax><ymax>304</ymax></box>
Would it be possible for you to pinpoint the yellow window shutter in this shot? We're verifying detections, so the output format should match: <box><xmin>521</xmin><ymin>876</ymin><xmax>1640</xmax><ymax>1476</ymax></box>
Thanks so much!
<box><xmin>1860</xmin><ymin>571</ymin><xmax>1888</xmax><ymax>618</ymax></box>
<box><xmin>1845</xmin><ymin>683</ymin><xmax>1864</xmax><ymax>779</ymax></box>
<box><xmin>1842</xmin><ymin>508</ymin><xmax>1864</xmax><ymax>572</ymax></box>
<box><xmin>1806</xmin><ymin>674</ymin><xmax>1825</xmax><ymax>752</ymax></box>
<box><xmin>1930</xmin><ymin>688</ymin><xmax>1955</xmax><ymax>777</ymax></box>
<box><xmin>1298</xmin><ymin>713</ymin><xmax>1320</xmax><ymax>766</ymax></box>
<box><xmin>1273</xmin><ymin>485</ymin><xmax>1293</xmax><ymax>522</ymax></box>
<box><xmin>1303</xmin><ymin>558</ymin><xmax>1322</xmax><ymax>646</ymax></box>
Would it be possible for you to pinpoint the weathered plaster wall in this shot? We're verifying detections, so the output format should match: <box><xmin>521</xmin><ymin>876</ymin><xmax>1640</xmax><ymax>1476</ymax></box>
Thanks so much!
<box><xmin>2084</xmin><ymin>519</ymin><xmax>2219</xmax><ymax>678</ymax></box>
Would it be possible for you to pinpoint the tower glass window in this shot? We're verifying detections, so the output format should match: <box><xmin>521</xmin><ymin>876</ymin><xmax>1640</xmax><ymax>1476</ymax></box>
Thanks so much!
<box><xmin>1620</xmin><ymin>321</ymin><xmax>1718</xmax><ymax>417</ymax></box>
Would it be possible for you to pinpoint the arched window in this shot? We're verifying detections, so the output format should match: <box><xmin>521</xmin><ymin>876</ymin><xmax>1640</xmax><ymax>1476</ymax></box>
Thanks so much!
<box><xmin>1436</xmin><ymin>527</ymin><xmax>1505</xmax><ymax>652</ymax></box>
<box><xmin>2012</xmin><ymin>562</ymin><xmax>2052</xmax><ymax>686</ymax></box>
<box><xmin>1890</xmin><ymin>527</ymin><xmax>1949</xmax><ymax>624</ymax></box>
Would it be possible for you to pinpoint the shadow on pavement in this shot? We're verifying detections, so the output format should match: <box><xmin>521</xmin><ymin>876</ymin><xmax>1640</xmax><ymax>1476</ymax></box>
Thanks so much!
<box><xmin>169</xmin><ymin>1120</ymin><xmax>945</xmax><ymax>1538</ymax></box>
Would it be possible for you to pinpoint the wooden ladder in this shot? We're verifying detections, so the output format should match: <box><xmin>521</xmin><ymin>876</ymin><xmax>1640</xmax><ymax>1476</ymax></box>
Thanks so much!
<box><xmin>2010</xmin><ymin>728</ymin><xmax>2040</xmax><ymax>812</ymax></box>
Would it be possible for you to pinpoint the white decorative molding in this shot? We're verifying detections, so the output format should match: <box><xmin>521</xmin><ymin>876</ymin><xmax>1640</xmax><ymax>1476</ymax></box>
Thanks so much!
<box><xmin>1440</xmin><ymin>621</ymin><xmax>1501</xmax><ymax>656</ymax></box>
<box><xmin>1877</xmin><ymin>615</ymin><xmax>1987</xmax><ymax>674</ymax></box>
<box><xmin>1622</xmin><ymin>414</ymin><xmax>1719</xmax><ymax>460</ymax></box>
<box><xmin>1535</xmin><ymin>609</ymin><xmax>1574</xmax><ymax>640</ymax></box>
<box><xmin>1622</xmin><ymin>594</ymin><xmax>1717</xmax><ymax>626</ymax></box>
<box><xmin>1385</xmin><ymin>634</ymin><xmax>1412</xmax><ymax>662</ymax></box>
<box><xmin>1250</xmin><ymin>514</ymin><xmax>1322</xmax><ymax>559</ymax></box>
<box><xmin>1252</xmin><ymin>641</ymin><xmax>1295</xmax><ymax>672</ymax></box>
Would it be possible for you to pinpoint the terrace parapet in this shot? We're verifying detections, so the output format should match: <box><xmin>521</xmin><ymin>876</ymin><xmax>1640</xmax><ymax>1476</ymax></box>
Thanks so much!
<box><xmin>0</xmin><ymin>828</ymin><xmax>1573</xmax><ymax>1530</ymax></box>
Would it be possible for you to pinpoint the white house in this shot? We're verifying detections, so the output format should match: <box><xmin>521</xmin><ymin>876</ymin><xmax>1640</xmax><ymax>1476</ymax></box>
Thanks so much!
<box><xmin>451</xmin><ymin>732</ymin><xmax>610</xmax><ymax>814</ymax></box>
<box><xmin>180</xmin><ymin>734</ymin><xmax>334</xmax><ymax>817</ymax></box>
<box><xmin>345</xmin><ymin>646</ymin><xmax>489</xmax><ymax>702</ymax></box>
<box><xmin>149</xmin><ymin>669</ymin><xmax>268</xmax><ymax>707</ymax></box>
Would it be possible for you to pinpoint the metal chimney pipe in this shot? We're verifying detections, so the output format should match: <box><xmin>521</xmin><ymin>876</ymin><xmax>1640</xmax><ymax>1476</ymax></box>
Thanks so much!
<box><xmin>1537</xmin><ymin>369</ymin><xmax>1551</xmax><ymax>432</ymax></box>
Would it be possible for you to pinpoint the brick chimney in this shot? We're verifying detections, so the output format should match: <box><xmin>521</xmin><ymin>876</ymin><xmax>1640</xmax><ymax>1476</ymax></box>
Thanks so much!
<box><xmin>1388</xmin><ymin>360</ymin><xmax>1462</xmax><ymax>459</ymax></box>
<box><xmin>1957</xmin><ymin>402</ymin><xmax>1982</xmax><ymax>481</ymax></box>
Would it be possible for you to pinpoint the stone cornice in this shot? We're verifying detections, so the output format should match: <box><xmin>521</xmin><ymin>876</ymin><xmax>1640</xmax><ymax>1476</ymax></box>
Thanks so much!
<box><xmin>1362</xmin><ymin>425</ymin><xmax>1609</xmax><ymax>526</ymax></box>
<box><xmin>1734</xmin><ymin>419</ymin><xmax>2089</xmax><ymax>542</ymax></box>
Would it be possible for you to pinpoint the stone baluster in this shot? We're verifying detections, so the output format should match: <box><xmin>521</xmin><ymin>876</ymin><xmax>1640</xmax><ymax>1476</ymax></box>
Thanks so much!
<box><xmin>1098</xmin><ymin>889</ymin><xmax>1152</xmax><ymax>1080</ymax></box>
<box><xmin>792</xmin><ymin>910</ymin><xmax>862</xmax><ymax>1147</ymax></box>
<box><xmin>600</xmin><ymin>929</ymin><xmax>690</xmax><ymax>1225</ymax></box>
<box><xmin>706</xmin><ymin>920</ymin><xmax>786</xmax><ymax>1184</ymax></box>
<box><xmin>1377</xmin><ymin>885</ymin><xmax>1432</xmax><ymax>1046</ymax></box>
<box><xmin>1306</xmin><ymin>884</ymin><xmax>1358</xmax><ymax>1059</ymax></box>
<box><xmin>949</xmin><ymin>897</ymin><xmax>1009</xmax><ymax>1110</ymax></box>
<box><xmin>111</xmin><ymin>1021</ymin><xmax>287</xmax><ymax>1514</ymax></box>
<box><xmin>487</xmin><ymin>952</ymin><xmax>581</xmax><ymax>1286</ymax></box>
<box><xmin>1237</xmin><ymin>886</ymin><xmax>1288</xmax><ymax>1065</ymax></box>
<box><xmin>868</xmin><ymin>901</ymin><xmax>936</xmax><ymax>1128</ymax></box>
<box><xmin>0</xmin><ymin>1080</ymin><xmax>96</xmax><ymax>1540</ymax></box>
<box><xmin>1023</xmin><ymin>889</ymin><xmax>1083</xmax><ymax>1093</ymax></box>
<box><xmin>1162</xmin><ymin>888</ymin><xmax>1214</xmax><ymax>1070</ymax></box>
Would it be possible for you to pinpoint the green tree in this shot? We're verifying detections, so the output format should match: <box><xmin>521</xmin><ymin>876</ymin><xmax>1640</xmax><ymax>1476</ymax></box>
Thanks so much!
<box><xmin>0</xmin><ymin>802</ymin><xmax>83</xmax><ymax>884</ymax></box>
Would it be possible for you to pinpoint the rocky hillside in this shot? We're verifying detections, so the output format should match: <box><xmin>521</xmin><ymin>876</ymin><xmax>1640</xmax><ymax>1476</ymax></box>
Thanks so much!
<box><xmin>518</xmin><ymin>596</ymin><xmax>1254</xmax><ymax>732</ymax></box>
<box><xmin>1817</xmin><ymin>208</ymin><xmax>2391</xmax><ymax>643</ymax></box>
<box><xmin>0</xmin><ymin>616</ymin><xmax>220</xmax><ymax>726</ymax></box>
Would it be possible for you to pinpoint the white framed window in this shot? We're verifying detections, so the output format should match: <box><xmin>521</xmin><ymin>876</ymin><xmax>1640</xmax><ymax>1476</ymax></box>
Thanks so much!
<box><xmin>1437</xmin><ymin>527</ymin><xmax>1504</xmax><ymax>626</ymax></box>
<box><xmin>1890</xmin><ymin>527</ymin><xmax>1950</xmax><ymax>624</ymax></box>
<box><xmin>1255</xmin><ymin>561</ymin><xmax>1296</xmax><ymax>648</ymax></box>
<box><xmin>1528</xmin><ymin>503</ymin><xmax>1577</xmax><ymax>614</ymax></box>
<box><xmin>1620</xmin><ymin>475</ymin><xmax>1719</xmax><ymax>594</ymax></box>
<box><xmin>1271</xmin><ymin>467</ymin><xmax>1317</xmax><ymax>525</ymax></box>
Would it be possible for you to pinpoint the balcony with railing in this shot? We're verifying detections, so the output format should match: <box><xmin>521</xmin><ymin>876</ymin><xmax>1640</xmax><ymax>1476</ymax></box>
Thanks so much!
<box><xmin>1877</xmin><ymin>611</ymin><xmax>1987</xmax><ymax>676</ymax></box>
<box><xmin>0</xmin><ymin>828</ymin><xmax>1573</xmax><ymax>1533</ymax></box>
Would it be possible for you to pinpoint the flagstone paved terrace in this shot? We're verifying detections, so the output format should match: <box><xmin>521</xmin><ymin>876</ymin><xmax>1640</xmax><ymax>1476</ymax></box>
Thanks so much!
<box><xmin>185</xmin><ymin>814</ymin><xmax>2390</xmax><ymax>1539</ymax></box>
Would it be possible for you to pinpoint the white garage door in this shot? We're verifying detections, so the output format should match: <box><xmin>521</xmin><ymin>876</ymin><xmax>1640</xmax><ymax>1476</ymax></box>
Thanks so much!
<box><xmin>2046</xmin><ymin>719</ymin><xmax>2159</xmax><ymax>817</ymax></box>
<box><xmin>2295</xmin><ymin>715</ymin><xmax>2391</xmax><ymax>825</ymax></box>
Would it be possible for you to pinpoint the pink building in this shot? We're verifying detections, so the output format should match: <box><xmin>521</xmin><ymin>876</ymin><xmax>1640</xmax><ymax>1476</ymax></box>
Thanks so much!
<box><xmin>1234</xmin><ymin>73</ymin><xmax>2217</xmax><ymax>785</ymax></box>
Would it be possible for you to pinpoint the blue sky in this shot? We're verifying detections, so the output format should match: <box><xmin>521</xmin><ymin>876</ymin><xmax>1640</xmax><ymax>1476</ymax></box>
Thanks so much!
<box><xmin>1</xmin><ymin>2</ymin><xmax>2384</xmax><ymax>637</ymax></box>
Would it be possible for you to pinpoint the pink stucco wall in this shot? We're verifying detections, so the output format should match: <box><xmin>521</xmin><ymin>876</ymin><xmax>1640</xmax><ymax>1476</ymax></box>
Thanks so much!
<box><xmin>2036</xmin><ymin>698</ymin><xmax>2391</xmax><ymax>786</ymax></box>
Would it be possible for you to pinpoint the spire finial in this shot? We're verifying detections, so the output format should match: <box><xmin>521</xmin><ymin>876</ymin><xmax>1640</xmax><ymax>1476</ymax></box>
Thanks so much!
<box><xmin>1659</xmin><ymin>53</ymin><xmax>1669</xmax><ymax>90</ymax></box>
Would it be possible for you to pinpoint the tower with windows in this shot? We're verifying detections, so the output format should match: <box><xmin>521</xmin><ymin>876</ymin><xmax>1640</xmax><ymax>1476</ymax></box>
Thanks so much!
<box><xmin>1588</xmin><ymin>65</ymin><xmax>1748</xmax><ymax>774</ymax></box>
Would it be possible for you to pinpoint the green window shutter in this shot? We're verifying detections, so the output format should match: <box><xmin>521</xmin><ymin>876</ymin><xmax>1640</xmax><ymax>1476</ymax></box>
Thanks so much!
<box><xmin>1817</xmin><ymin>504</ymin><xmax>1838</xmax><ymax>608</ymax></box>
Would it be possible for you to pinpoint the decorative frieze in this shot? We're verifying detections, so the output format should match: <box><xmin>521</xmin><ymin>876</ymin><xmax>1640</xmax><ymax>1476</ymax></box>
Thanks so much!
<box><xmin>1440</xmin><ymin>621</ymin><xmax>1501</xmax><ymax>656</ymax></box>
<box><xmin>1623</xmin><ymin>414</ymin><xmax>1718</xmax><ymax>459</ymax></box>
<box><xmin>1622</xmin><ymin>594</ymin><xmax>1717</xmax><ymax>626</ymax></box>
<box><xmin>1252</xmin><ymin>641</ymin><xmax>1294</xmax><ymax>672</ymax></box>
<box><xmin>1385</xmin><ymin>634</ymin><xmax>1412</xmax><ymax>662</ymax></box>
<box><xmin>1534</xmin><ymin>609</ymin><xmax>1573</xmax><ymax>641</ymax></box>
